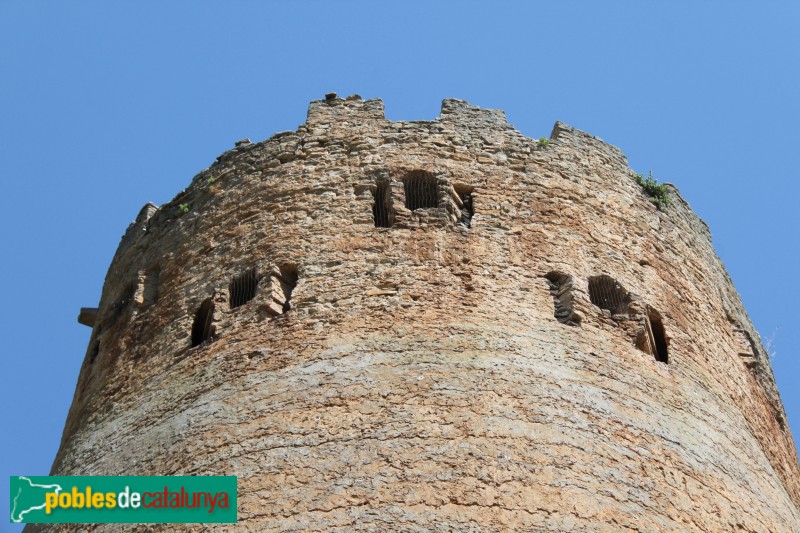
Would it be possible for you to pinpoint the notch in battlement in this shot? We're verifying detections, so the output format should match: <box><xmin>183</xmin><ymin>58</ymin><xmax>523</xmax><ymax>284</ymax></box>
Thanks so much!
<box><xmin>306</xmin><ymin>93</ymin><xmax>386</xmax><ymax>125</ymax></box>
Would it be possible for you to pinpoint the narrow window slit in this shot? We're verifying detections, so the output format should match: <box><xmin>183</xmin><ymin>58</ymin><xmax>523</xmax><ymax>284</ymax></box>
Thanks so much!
<box><xmin>229</xmin><ymin>268</ymin><xmax>258</xmax><ymax>309</ymax></box>
<box><xmin>648</xmin><ymin>313</ymin><xmax>669</xmax><ymax>363</ymax></box>
<box><xmin>455</xmin><ymin>186</ymin><xmax>474</xmax><ymax>228</ymax></box>
<box><xmin>191</xmin><ymin>298</ymin><xmax>215</xmax><ymax>347</ymax></box>
<box><xmin>373</xmin><ymin>179</ymin><xmax>392</xmax><ymax>227</ymax></box>
<box><xmin>267</xmin><ymin>264</ymin><xmax>299</xmax><ymax>316</ymax></box>
<box><xmin>636</xmin><ymin>308</ymin><xmax>669</xmax><ymax>364</ymax></box>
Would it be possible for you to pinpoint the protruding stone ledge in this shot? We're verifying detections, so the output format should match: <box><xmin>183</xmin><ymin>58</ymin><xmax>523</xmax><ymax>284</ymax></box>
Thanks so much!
<box><xmin>77</xmin><ymin>307</ymin><xmax>98</xmax><ymax>327</ymax></box>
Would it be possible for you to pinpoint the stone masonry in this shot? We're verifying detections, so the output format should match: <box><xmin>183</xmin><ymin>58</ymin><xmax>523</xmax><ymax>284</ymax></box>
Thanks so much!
<box><xmin>40</xmin><ymin>95</ymin><xmax>800</xmax><ymax>531</ymax></box>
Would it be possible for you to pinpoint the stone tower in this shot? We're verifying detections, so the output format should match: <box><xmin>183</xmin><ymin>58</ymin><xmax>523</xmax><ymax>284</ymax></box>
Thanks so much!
<box><xmin>52</xmin><ymin>96</ymin><xmax>799</xmax><ymax>531</ymax></box>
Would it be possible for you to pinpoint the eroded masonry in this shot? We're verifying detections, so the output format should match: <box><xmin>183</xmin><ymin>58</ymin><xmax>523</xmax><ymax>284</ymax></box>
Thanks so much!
<box><xmin>54</xmin><ymin>95</ymin><xmax>799</xmax><ymax>532</ymax></box>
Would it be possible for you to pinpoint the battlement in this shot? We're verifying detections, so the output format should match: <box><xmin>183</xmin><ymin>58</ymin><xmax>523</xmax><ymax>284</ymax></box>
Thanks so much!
<box><xmin>306</xmin><ymin>93</ymin><xmax>386</xmax><ymax>124</ymax></box>
<box><xmin>56</xmin><ymin>95</ymin><xmax>800</xmax><ymax>531</ymax></box>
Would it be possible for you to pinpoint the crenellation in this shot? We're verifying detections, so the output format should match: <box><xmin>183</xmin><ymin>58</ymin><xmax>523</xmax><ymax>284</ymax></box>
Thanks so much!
<box><xmin>306</xmin><ymin>95</ymin><xmax>386</xmax><ymax>126</ymax></box>
<box><xmin>438</xmin><ymin>98</ymin><xmax>510</xmax><ymax>128</ymax></box>
<box><xmin>55</xmin><ymin>96</ymin><xmax>800</xmax><ymax>532</ymax></box>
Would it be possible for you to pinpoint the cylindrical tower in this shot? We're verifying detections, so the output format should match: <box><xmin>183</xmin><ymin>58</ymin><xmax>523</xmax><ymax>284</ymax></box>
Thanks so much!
<box><xmin>48</xmin><ymin>96</ymin><xmax>800</xmax><ymax>531</ymax></box>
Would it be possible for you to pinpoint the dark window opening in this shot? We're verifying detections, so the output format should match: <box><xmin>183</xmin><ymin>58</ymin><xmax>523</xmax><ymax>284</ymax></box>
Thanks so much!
<box><xmin>648</xmin><ymin>314</ymin><xmax>669</xmax><ymax>363</ymax></box>
<box><xmin>588</xmin><ymin>275</ymin><xmax>630</xmax><ymax>315</ymax></box>
<box><xmin>229</xmin><ymin>268</ymin><xmax>258</xmax><ymax>309</ymax></box>
<box><xmin>373</xmin><ymin>180</ymin><xmax>392</xmax><ymax>228</ymax></box>
<box><xmin>191</xmin><ymin>298</ymin><xmax>214</xmax><ymax>347</ymax></box>
<box><xmin>456</xmin><ymin>187</ymin><xmax>474</xmax><ymax>228</ymax></box>
<box><xmin>267</xmin><ymin>264</ymin><xmax>299</xmax><ymax>316</ymax></box>
<box><xmin>637</xmin><ymin>309</ymin><xmax>669</xmax><ymax>364</ymax></box>
<box><xmin>545</xmin><ymin>271</ymin><xmax>580</xmax><ymax>326</ymax></box>
<box><xmin>403</xmin><ymin>171</ymin><xmax>439</xmax><ymax>210</ymax></box>
<box><xmin>277</xmin><ymin>264</ymin><xmax>298</xmax><ymax>313</ymax></box>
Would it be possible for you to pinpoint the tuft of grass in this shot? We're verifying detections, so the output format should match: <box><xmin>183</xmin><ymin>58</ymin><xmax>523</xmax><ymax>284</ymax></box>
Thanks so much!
<box><xmin>634</xmin><ymin>171</ymin><xmax>671</xmax><ymax>210</ymax></box>
<box><xmin>207</xmin><ymin>176</ymin><xmax>216</xmax><ymax>185</ymax></box>
<box><xmin>537</xmin><ymin>137</ymin><xmax>550</xmax><ymax>147</ymax></box>
<box><xmin>179</xmin><ymin>203</ymin><xmax>191</xmax><ymax>214</ymax></box>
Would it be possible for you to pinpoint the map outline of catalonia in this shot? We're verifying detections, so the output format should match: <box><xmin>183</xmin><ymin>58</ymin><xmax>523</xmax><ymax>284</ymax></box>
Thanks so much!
<box><xmin>10</xmin><ymin>476</ymin><xmax>62</xmax><ymax>523</ymax></box>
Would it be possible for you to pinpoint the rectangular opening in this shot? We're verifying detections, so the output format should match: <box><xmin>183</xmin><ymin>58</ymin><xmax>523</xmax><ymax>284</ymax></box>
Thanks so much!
<box><xmin>545</xmin><ymin>271</ymin><xmax>580</xmax><ymax>326</ymax></box>
<box><xmin>403</xmin><ymin>171</ymin><xmax>439</xmax><ymax>210</ymax></box>
<box><xmin>191</xmin><ymin>298</ymin><xmax>214</xmax><ymax>347</ymax></box>
<box><xmin>635</xmin><ymin>308</ymin><xmax>669</xmax><ymax>364</ymax></box>
<box><xmin>649</xmin><ymin>315</ymin><xmax>669</xmax><ymax>363</ymax></box>
<box><xmin>266</xmin><ymin>264</ymin><xmax>299</xmax><ymax>317</ymax></box>
<box><xmin>229</xmin><ymin>268</ymin><xmax>258</xmax><ymax>309</ymax></box>
<box><xmin>373</xmin><ymin>179</ymin><xmax>392</xmax><ymax>227</ymax></box>
<box><xmin>454</xmin><ymin>185</ymin><xmax>474</xmax><ymax>228</ymax></box>
<box><xmin>276</xmin><ymin>264</ymin><xmax>298</xmax><ymax>313</ymax></box>
<box><xmin>588</xmin><ymin>275</ymin><xmax>630</xmax><ymax>315</ymax></box>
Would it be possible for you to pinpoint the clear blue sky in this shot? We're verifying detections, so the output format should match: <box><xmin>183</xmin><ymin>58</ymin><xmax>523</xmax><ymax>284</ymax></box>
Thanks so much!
<box><xmin>2</xmin><ymin>2</ymin><xmax>798</xmax><ymax>528</ymax></box>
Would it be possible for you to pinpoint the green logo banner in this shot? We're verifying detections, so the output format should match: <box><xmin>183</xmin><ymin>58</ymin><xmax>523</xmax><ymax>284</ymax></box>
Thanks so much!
<box><xmin>9</xmin><ymin>476</ymin><xmax>237</xmax><ymax>524</ymax></box>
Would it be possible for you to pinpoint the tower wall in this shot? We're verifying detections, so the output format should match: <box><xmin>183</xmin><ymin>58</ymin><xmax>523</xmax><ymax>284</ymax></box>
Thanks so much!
<box><xmin>48</xmin><ymin>96</ymin><xmax>800</xmax><ymax>531</ymax></box>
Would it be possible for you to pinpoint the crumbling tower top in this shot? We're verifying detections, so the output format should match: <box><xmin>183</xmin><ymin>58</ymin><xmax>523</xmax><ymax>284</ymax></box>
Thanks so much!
<box><xmin>57</xmin><ymin>95</ymin><xmax>799</xmax><ymax>531</ymax></box>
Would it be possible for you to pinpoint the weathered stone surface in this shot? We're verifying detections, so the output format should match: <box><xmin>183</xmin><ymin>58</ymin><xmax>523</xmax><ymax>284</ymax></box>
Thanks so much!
<box><xmin>41</xmin><ymin>96</ymin><xmax>799</xmax><ymax>531</ymax></box>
